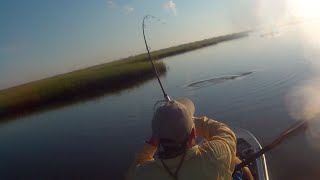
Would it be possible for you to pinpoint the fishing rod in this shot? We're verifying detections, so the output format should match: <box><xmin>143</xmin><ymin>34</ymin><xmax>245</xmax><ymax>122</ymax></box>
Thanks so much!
<box><xmin>235</xmin><ymin>120</ymin><xmax>308</xmax><ymax>172</ymax></box>
<box><xmin>142</xmin><ymin>15</ymin><xmax>171</xmax><ymax>102</ymax></box>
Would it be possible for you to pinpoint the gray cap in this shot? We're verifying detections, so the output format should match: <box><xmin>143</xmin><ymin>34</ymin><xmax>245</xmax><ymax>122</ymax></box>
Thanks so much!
<box><xmin>152</xmin><ymin>98</ymin><xmax>195</xmax><ymax>143</ymax></box>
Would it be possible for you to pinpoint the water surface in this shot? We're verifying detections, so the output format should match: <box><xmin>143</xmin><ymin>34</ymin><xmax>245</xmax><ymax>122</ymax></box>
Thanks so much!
<box><xmin>1</xmin><ymin>25</ymin><xmax>320</xmax><ymax>179</ymax></box>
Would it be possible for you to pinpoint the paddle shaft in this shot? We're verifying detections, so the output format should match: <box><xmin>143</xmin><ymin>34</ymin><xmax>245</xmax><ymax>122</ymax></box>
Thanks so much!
<box><xmin>235</xmin><ymin>120</ymin><xmax>308</xmax><ymax>171</ymax></box>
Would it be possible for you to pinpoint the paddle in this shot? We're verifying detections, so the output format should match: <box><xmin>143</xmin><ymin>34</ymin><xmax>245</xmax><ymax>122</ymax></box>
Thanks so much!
<box><xmin>234</xmin><ymin>120</ymin><xmax>308</xmax><ymax>172</ymax></box>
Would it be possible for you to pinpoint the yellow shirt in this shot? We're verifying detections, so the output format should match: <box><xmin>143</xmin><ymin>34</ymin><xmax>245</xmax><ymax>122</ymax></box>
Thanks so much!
<box><xmin>127</xmin><ymin>116</ymin><xmax>237</xmax><ymax>180</ymax></box>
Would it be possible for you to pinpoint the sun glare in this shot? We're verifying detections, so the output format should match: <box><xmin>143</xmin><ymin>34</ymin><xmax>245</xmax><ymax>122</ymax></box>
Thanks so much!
<box><xmin>286</xmin><ymin>0</ymin><xmax>320</xmax><ymax>47</ymax></box>
<box><xmin>288</xmin><ymin>0</ymin><xmax>320</xmax><ymax>18</ymax></box>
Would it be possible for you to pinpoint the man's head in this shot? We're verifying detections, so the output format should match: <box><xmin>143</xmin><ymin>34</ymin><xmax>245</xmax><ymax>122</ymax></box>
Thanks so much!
<box><xmin>152</xmin><ymin>98</ymin><xmax>196</xmax><ymax>148</ymax></box>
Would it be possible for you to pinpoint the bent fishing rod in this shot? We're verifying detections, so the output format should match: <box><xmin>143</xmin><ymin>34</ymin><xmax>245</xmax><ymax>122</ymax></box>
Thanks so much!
<box><xmin>142</xmin><ymin>15</ymin><xmax>171</xmax><ymax>102</ymax></box>
<box><xmin>235</xmin><ymin>120</ymin><xmax>308</xmax><ymax>171</ymax></box>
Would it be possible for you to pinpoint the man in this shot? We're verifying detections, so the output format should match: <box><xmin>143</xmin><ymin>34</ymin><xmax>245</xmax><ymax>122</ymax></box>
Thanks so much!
<box><xmin>127</xmin><ymin>99</ymin><xmax>253</xmax><ymax>180</ymax></box>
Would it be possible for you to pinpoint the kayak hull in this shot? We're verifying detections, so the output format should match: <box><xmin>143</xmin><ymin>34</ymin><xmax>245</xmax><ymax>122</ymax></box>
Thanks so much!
<box><xmin>231</xmin><ymin>127</ymin><xmax>269</xmax><ymax>180</ymax></box>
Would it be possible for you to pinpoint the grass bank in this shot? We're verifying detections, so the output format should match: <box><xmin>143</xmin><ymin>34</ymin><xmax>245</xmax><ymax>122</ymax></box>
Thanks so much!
<box><xmin>130</xmin><ymin>31</ymin><xmax>249</xmax><ymax>62</ymax></box>
<box><xmin>0</xmin><ymin>60</ymin><xmax>166</xmax><ymax>121</ymax></box>
<box><xmin>0</xmin><ymin>31</ymin><xmax>249</xmax><ymax>121</ymax></box>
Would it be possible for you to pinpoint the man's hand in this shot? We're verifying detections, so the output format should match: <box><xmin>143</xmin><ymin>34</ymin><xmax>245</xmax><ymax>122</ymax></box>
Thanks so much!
<box><xmin>235</xmin><ymin>157</ymin><xmax>254</xmax><ymax>180</ymax></box>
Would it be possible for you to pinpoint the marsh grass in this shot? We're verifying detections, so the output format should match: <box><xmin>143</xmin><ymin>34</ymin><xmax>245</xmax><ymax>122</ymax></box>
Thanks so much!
<box><xmin>134</xmin><ymin>32</ymin><xmax>249</xmax><ymax>62</ymax></box>
<box><xmin>0</xmin><ymin>60</ymin><xmax>166</xmax><ymax>121</ymax></box>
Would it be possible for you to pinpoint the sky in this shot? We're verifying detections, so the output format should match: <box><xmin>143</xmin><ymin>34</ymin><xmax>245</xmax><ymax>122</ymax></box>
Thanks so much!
<box><xmin>0</xmin><ymin>0</ymin><xmax>315</xmax><ymax>89</ymax></box>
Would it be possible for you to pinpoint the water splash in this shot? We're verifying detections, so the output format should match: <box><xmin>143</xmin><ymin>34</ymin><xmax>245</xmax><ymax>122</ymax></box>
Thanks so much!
<box><xmin>286</xmin><ymin>79</ymin><xmax>320</xmax><ymax>149</ymax></box>
<box><xmin>306</xmin><ymin>117</ymin><xmax>320</xmax><ymax>149</ymax></box>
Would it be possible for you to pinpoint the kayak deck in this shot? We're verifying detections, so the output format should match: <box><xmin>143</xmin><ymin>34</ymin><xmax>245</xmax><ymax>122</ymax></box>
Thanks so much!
<box><xmin>232</xmin><ymin>127</ymin><xmax>269</xmax><ymax>180</ymax></box>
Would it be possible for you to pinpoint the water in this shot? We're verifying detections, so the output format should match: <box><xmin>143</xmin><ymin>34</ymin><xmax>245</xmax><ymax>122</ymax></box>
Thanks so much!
<box><xmin>1</xmin><ymin>26</ymin><xmax>320</xmax><ymax>179</ymax></box>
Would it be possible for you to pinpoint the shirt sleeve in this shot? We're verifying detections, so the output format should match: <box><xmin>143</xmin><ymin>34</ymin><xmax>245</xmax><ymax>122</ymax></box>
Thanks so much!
<box><xmin>126</xmin><ymin>144</ymin><xmax>157</xmax><ymax>180</ymax></box>
<box><xmin>194</xmin><ymin>116</ymin><xmax>237</xmax><ymax>174</ymax></box>
<box><xmin>194</xmin><ymin>116</ymin><xmax>236</xmax><ymax>146</ymax></box>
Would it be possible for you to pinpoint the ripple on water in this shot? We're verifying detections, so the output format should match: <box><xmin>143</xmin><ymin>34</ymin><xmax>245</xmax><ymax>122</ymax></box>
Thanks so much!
<box><xmin>185</xmin><ymin>65</ymin><xmax>307</xmax><ymax>117</ymax></box>
<box><xmin>184</xmin><ymin>71</ymin><xmax>254</xmax><ymax>90</ymax></box>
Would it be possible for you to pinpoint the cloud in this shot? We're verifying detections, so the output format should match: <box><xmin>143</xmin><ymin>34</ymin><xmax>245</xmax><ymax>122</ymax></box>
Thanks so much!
<box><xmin>164</xmin><ymin>0</ymin><xmax>177</xmax><ymax>15</ymax></box>
<box><xmin>107</xmin><ymin>0</ymin><xmax>134</xmax><ymax>15</ymax></box>
<box><xmin>107</xmin><ymin>0</ymin><xmax>115</xmax><ymax>8</ymax></box>
<box><xmin>116</xmin><ymin>0</ymin><xmax>134</xmax><ymax>6</ymax></box>
<box><xmin>124</xmin><ymin>5</ymin><xmax>134</xmax><ymax>14</ymax></box>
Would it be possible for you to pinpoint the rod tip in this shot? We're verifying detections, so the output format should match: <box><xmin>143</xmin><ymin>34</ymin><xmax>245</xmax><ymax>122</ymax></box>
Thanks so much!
<box><xmin>165</xmin><ymin>95</ymin><xmax>171</xmax><ymax>102</ymax></box>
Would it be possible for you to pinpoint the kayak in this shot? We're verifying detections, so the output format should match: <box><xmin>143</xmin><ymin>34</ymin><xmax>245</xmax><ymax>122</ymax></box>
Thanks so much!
<box><xmin>232</xmin><ymin>127</ymin><xmax>270</xmax><ymax>180</ymax></box>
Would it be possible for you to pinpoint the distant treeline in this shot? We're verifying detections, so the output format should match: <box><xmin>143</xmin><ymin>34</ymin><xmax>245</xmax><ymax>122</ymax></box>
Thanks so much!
<box><xmin>0</xmin><ymin>31</ymin><xmax>249</xmax><ymax>121</ymax></box>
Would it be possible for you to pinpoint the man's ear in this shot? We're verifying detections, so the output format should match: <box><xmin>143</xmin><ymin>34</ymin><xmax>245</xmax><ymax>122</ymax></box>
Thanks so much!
<box><xmin>189</xmin><ymin>127</ymin><xmax>196</xmax><ymax>144</ymax></box>
<box><xmin>190</xmin><ymin>127</ymin><xmax>196</xmax><ymax>140</ymax></box>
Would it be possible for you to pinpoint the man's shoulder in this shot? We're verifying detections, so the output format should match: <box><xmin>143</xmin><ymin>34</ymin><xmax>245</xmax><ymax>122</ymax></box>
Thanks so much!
<box><xmin>194</xmin><ymin>116</ymin><xmax>217</xmax><ymax>122</ymax></box>
<box><xmin>193</xmin><ymin>116</ymin><xmax>207</xmax><ymax>120</ymax></box>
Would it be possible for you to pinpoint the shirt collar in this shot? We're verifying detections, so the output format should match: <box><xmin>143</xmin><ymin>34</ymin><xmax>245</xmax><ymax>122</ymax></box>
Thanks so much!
<box><xmin>155</xmin><ymin>145</ymin><xmax>199</xmax><ymax>168</ymax></box>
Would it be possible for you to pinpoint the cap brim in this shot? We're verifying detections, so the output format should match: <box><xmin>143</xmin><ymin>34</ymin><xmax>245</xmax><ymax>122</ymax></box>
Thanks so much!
<box><xmin>176</xmin><ymin>98</ymin><xmax>195</xmax><ymax>116</ymax></box>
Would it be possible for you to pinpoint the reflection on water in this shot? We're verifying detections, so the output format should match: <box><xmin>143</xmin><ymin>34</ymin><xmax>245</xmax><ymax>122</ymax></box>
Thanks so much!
<box><xmin>1</xmin><ymin>25</ymin><xmax>320</xmax><ymax>179</ymax></box>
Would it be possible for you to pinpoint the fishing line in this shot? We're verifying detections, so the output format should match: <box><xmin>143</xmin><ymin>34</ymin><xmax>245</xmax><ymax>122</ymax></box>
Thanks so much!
<box><xmin>142</xmin><ymin>15</ymin><xmax>171</xmax><ymax>102</ymax></box>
